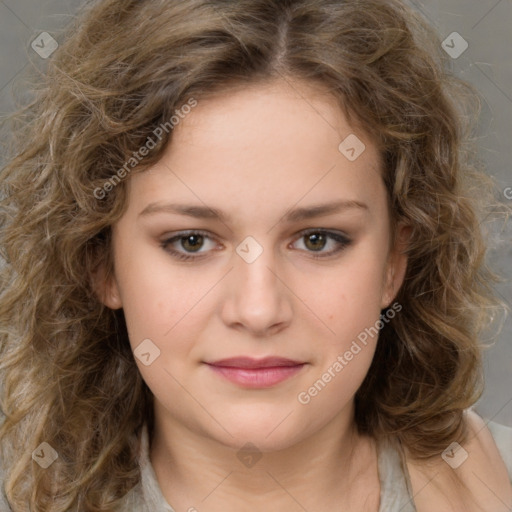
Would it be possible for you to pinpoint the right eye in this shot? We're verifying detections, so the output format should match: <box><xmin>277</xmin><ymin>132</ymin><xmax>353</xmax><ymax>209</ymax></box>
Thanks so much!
<box><xmin>160</xmin><ymin>230</ymin><xmax>220</xmax><ymax>261</ymax></box>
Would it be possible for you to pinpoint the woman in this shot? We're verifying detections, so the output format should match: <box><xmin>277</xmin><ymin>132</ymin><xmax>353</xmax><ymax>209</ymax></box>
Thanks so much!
<box><xmin>1</xmin><ymin>0</ymin><xmax>511</xmax><ymax>510</ymax></box>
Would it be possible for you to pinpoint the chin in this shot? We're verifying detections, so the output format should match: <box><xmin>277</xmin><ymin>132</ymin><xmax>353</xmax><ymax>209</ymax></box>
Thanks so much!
<box><xmin>206</xmin><ymin>412</ymin><xmax>311</xmax><ymax>452</ymax></box>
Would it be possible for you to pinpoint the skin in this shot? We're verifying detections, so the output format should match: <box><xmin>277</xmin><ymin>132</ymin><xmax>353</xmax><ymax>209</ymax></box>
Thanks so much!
<box><xmin>406</xmin><ymin>410</ymin><xmax>512</xmax><ymax>512</ymax></box>
<box><xmin>95</xmin><ymin>79</ymin><xmax>511</xmax><ymax>511</ymax></box>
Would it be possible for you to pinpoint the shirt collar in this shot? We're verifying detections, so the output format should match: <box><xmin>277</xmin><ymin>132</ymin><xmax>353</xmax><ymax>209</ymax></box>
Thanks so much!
<box><xmin>138</xmin><ymin>423</ymin><xmax>176</xmax><ymax>511</ymax></box>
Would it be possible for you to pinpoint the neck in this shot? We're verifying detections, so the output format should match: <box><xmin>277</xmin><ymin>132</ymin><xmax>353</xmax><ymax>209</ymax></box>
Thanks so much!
<box><xmin>149</xmin><ymin>403</ymin><xmax>380</xmax><ymax>512</ymax></box>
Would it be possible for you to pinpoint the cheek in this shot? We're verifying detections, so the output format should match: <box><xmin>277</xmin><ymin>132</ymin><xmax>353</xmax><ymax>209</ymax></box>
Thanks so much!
<box><xmin>113</xmin><ymin>239</ymin><xmax>207</xmax><ymax>351</ymax></box>
<box><xmin>294</xmin><ymin>252</ymin><xmax>386</xmax><ymax>413</ymax></box>
<box><xmin>121</xmin><ymin>279</ymin><xmax>208</xmax><ymax>354</ymax></box>
<box><xmin>302</xmin><ymin>244</ymin><xmax>388</xmax><ymax>345</ymax></box>
<box><xmin>116</xmin><ymin>259</ymin><xmax>210</xmax><ymax>394</ymax></box>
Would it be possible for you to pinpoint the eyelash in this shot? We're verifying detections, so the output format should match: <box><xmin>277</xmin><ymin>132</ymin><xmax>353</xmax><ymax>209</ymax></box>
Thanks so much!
<box><xmin>160</xmin><ymin>229</ymin><xmax>352</xmax><ymax>262</ymax></box>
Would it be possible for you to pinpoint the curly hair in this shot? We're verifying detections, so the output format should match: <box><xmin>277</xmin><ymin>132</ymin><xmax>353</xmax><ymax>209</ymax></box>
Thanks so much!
<box><xmin>0</xmin><ymin>0</ymin><xmax>505</xmax><ymax>510</ymax></box>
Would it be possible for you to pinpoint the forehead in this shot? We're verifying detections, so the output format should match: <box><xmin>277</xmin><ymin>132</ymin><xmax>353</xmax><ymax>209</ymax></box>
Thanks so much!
<box><xmin>127</xmin><ymin>79</ymin><xmax>385</xmax><ymax>223</ymax></box>
<box><xmin>171</xmin><ymin>79</ymin><xmax>377</xmax><ymax>162</ymax></box>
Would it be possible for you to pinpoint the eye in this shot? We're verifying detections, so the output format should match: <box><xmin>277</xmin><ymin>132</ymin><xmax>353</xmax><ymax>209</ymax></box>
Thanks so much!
<box><xmin>291</xmin><ymin>229</ymin><xmax>352</xmax><ymax>259</ymax></box>
<box><xmin>160</xmin><ymin>230</ymin><xmax>219</xmax><ymax>261</ymax></box>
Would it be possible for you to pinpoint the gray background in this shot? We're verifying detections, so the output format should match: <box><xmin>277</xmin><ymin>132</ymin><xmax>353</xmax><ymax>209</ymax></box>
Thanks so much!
<box><xmin>1</xmin><ymin>0</ymin><xmax>511</xmax><ymax>424</ymax></box>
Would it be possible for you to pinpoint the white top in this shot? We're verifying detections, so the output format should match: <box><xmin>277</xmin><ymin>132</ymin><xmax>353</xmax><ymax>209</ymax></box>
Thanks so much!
<box><xmin>1</xmin><ymin>416</ymin><xmax>511</xmax><ymax>510</ymax></box>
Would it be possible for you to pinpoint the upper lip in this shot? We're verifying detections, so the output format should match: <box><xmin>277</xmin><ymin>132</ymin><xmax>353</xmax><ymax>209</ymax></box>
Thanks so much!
<box><xmin>205</xmin><ymin>357</ymin><xmax>305</xmax><ymax>368</ymax></box>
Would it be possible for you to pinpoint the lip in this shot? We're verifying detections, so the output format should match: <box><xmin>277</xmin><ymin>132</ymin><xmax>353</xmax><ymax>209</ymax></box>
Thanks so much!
<box><xmin>204</xmin><ymin>357</ymin><xmax>306</xmax><ymax>388</ymax></box>
<box><xmin>207</xmin><ymin>356</ymin><xmax>305</xmax><ymax>368</ymax></box>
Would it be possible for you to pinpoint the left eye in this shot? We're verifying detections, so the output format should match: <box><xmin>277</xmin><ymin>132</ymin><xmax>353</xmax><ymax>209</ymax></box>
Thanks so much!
<box><xmin>290</xmin><ymin>230</ymin><xmax>351</xmax><ymax>258</ymax></box>
<box><xmin>160</xmin><ymin>229</ymin><xmax>351</xmax><ymax>261</ymax></box>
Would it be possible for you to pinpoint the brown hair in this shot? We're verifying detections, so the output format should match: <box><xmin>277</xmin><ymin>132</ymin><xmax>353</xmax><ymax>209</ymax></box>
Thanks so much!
<box><xmin>0</xmin><ymin>0</ymin><xmax>505</xmax><ymax>509</ymax></box>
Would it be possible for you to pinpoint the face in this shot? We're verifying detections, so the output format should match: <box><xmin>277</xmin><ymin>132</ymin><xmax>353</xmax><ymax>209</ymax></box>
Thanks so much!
<box><xmin>97</xmin><ymin>79</ymin><xmax>409</xmax><ymax>451</ymax></box>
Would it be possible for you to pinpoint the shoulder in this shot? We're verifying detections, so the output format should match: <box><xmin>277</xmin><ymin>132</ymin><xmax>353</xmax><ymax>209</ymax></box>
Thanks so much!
<box><xmin>405</xmin><ymin>409</ymin><xmax>512</xmax><ymax>512</ymax></box>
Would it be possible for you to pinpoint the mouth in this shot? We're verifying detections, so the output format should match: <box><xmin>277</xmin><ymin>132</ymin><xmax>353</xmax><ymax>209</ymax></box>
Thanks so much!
<box><xmin>204</xmin><ymin>357</ymin><xmax>307</xmax><ymax>388</ymax></box>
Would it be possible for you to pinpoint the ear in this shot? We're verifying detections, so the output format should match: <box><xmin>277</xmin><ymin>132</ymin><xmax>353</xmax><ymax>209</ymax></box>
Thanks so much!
<box><xmin>381</xmin><ymin>223</ymin><xmax>411</xmax><ymax>309</ymax></box>
<box><xmin>90</xmin><ymin>261</ymin><xmax>123</xmax><ymax>310</ymax></box>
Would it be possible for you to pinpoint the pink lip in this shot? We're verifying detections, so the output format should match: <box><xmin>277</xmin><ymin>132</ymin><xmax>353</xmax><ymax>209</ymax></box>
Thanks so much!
<box><xmin>205</xmin><ymin>357</ymin><xmax>306</xmax><ymax>388</ymax></box>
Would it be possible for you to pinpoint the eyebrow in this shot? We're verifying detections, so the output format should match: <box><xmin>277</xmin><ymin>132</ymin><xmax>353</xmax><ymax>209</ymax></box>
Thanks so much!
<box><xmin>138</xmin><ymin>199</ymin><xmax>368</xmax><ymax>223</ymax></box>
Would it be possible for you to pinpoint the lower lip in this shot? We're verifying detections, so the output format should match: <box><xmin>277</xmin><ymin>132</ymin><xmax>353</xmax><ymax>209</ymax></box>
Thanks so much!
<box><xmin>207</xmin><ymin>364</ymin><xmax>305</xmax><ymax>388</ymax></box>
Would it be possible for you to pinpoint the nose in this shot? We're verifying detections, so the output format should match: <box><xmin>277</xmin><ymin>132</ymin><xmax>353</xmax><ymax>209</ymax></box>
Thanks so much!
<box><xmin>219</xmin><ymin>240</ymin><xmax>293</xmax><ymax>337</ymax></box>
